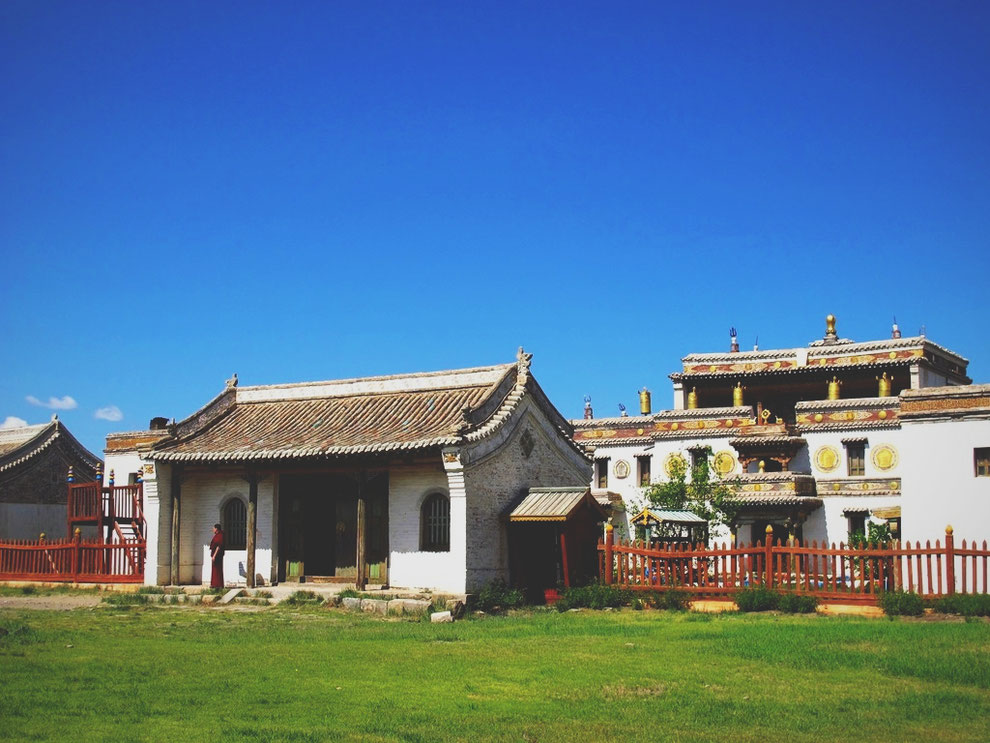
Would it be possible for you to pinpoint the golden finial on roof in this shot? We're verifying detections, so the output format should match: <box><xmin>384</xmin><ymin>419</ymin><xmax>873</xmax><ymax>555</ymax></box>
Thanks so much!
<box><xmin>827</xmin><ymin>376</ymin><xmax>841</xmax><ymax>400</ymax></box>
<box><xmin>639</xmin><ymin>387</ymin><xmax>652</xmax><ymax>415</ymax></box>
<box><xmin>877</xmin><ymin>372</ymin><xmax>892</xmax><ymax>397</ymax></box>
<box><xmin>826</xmin><ymin>314</ymin><xmax>836</xmax><ymax>335</ymax></box>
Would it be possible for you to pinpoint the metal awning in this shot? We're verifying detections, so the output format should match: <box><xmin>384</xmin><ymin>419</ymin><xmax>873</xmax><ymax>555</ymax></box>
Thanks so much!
<box><xmin>630</xmin><ymin>508</ymin><xmax>707</xmax><ymax>526</ymax></box>
<box><xmin>509</xmin><ymin>487</ymin><xmax>608</xmax><ymax>522</ymax></box>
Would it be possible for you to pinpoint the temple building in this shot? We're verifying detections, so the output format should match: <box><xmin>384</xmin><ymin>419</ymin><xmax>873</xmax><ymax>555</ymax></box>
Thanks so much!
<box><xmin>0</xmin><ymin>417</ymin><xmax>101</xmax><ymax>539</ymax></box>
<box><xmin>574</xmin><ymin>316</ymin><xmax>990</xmax><ymax>547</ymax></box>
<box><xmin>103</xmin><ymin>350</ymin><xmax>591</xmax><ymax>592</ymax></box>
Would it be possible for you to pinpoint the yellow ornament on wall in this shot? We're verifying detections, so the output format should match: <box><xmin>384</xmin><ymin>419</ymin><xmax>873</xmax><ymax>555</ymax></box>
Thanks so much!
<box><xmin>814</xmin><ymin>445</ymin><xmax>840</xmax><ymax>473</ymax></box>
<box><xmin>713</xmin><ymin>450</ymin><xmax>736</xmax><ymax>476</ymax></box>
<box><xmin>872</xmin><ymin>444</ymin><xmax>898</xmax><ymax>471</ymax></box>
<box><xmin>663</xmin><ymin>452</ymin><xmax>686</xmax><ymax>477</ymax></box>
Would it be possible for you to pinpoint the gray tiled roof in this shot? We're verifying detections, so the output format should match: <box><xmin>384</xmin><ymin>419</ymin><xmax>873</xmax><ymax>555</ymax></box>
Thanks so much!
<box><xmin>150</xmin><ymin>352</ymin><xmax>584</xmax><ymax>463</ymax></box>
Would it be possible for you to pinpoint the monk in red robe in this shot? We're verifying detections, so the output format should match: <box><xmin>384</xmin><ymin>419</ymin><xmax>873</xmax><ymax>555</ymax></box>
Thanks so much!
<box><xmin>210</xmin><ymin>524</ymin><xmax>224</xmax><ymax>588</ymax></box>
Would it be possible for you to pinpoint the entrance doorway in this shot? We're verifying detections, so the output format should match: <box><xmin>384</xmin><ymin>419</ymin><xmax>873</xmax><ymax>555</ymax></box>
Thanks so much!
<box><xmin>278</xmin><ymin>472</ymin><xmax>388</xmax><ymax>583</ymax></box>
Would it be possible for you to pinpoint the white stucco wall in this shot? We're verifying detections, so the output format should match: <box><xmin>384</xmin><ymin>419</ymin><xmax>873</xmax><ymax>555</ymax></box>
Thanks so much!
<box><xmin>589</xmin><ymin>435</ymin><xmax>737</xmax><ymax>538</ymax></box>
<box><xmin>100</xmin><ymin>451</ymin><xmax>146</xmax><ymax>486</ymax></box>
<box><xmin>174</xmin><ymin>474</ymin><xmax>274</xmax><ymax>586</ymax></box>
<box><xmin>386</xmin><ymin>464</ymin><xmax>464</xmax><ymax>593</ymax></box>
<box><xmin>899</xmin><ymin>418</ymin><xmax>990</xmax><ymax>546</ymax></box>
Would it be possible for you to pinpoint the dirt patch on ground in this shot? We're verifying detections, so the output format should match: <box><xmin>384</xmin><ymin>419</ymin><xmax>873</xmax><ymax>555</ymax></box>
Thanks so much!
<box><xmin>0</xmin><ymin>595</ymin><xmax>101</xmax><ymax>611</ymax></box>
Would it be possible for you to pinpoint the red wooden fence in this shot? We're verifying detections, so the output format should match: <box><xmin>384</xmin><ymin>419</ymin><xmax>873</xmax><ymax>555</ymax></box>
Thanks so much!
<box><xmin>599</xmin><ymin>526</ymin><xmax>988</xmax><ymax>604</ymax></box>
<box><xmin>0</xmin><ymin>533</ymin><xmax>145</xmax><ymax>583</ymax></box>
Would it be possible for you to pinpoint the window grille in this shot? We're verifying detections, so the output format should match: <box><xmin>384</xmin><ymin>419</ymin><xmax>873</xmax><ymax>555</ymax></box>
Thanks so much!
<box><xmin>223</xmin><ymin>498</ymin><xmax>247</xmax><ymax>549</ymax></box>
<box><xmin>421</xmin><ymin>493</ymin><xmax>450</xmax><ymax>552</ymax></box>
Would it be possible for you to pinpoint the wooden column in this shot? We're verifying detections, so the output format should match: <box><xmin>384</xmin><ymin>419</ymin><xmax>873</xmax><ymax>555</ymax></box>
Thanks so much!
<box><xmin>559</xmin><ymin>527</ymin><xmax>570</xmax><ymax>588</ymax></box>
<box><xmin>355</xmin><ymin>472</ymin><xmax>367</xmax><ymax>590</ymax></box>
<box><xmin>245</xmin><ymin>470</ymin><xmax>259</xmax><ymax>588</ymax></box>
<box><xmin>603</xmin><ymin>523</ymin><xmax>614</xmax><ymax>584</ymax></box>
<box><xmin>169</xmin><ymin>465</ymin><xmax>183</xmax><ymax>586</ymax></box>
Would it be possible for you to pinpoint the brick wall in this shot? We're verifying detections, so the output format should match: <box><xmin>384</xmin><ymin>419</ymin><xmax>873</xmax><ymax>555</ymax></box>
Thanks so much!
<box><xmin>462</xmin><ymin>402</ymin><xmax>590</xmax><ymax>591</ymax></box>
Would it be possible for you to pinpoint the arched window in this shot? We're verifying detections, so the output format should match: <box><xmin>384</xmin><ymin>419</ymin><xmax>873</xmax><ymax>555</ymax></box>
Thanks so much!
<box><xmin>420</xmin><ymin>493</ymin><xmax>450</xmax><ymax>552</ymax></box>
<box><xmin>222</xmin><ymin>498</ymin><xmax>247</xmax><ymax>550</ymax></box>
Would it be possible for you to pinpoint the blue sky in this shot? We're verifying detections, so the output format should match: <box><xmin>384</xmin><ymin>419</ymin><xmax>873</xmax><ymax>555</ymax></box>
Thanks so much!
<box><xmin>1</xmin><ymin>1</ymin><xmax>988</xmax><ymax>457</ymax></box>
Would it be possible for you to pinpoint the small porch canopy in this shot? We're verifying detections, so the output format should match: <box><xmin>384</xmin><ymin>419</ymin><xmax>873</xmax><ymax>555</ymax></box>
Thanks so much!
<box><xmin>630</xmin><ymin>508</ymin><xmax>708</xmax><ymax>545</ymax></box>
<box><xmin>508</xmin><ymin>487</ymin><xmax>607</xmax><ymax>591</ymax></box>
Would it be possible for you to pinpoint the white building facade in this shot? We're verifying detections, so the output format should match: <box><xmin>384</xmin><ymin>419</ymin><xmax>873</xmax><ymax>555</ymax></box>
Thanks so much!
<box><xmin>575</xmin><ymin>317</ymin><xmax>989</xmax><ymax>547</ymax></box>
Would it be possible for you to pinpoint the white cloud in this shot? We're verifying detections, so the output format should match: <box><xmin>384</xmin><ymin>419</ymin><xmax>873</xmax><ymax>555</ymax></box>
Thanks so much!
<box><xmin>26</xmin><ymin>395</ymin><xmax>78</xmax><ymax>410</ymax></box>
<box><xmin>1</xmin><ymin>416</ymin><xmax>29</xmax><ymax>429</ymax></box>
<box><xmin>94</xmin><ymin>405</ymin><xmax>123</xmax><ymax>422</ymax></box>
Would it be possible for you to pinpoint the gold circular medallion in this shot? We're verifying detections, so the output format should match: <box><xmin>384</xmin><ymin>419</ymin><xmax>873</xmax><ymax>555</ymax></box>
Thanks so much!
<box><xmin>663</xmin><ymin>452</ymin><xmax>686</xmax><ymax>477</ymax></box>
<box><xmin>774</xmin><ymin>361</ymin><xmax>782</xmax><ymax>368</ymax></box>
<box><xmin>709</xmin><ymin>365</ymin><xmax>717</xmax><ymax>372</ymax></box>
<box><xmin>872</xmin><ymin>444</ymin><xmax>898</xmax><ymax>471</ymax></box>
<box><xmin>713</xmin><ymin>450</ymin><xmax>736</xmax><ymax>476</ymax></box>
<box><xmin>878</xmin><ymin>410</ymin><xmax>887</xmax><ymax>420</ymax></box>
<box><xmin>814</xmin><ymin>413</ymin><xmax>824</xmax><ymax>423</ymax></box>
<box><xmin>814</xmin><ymin>445</ymin><xmax>840</xmax><ymax>473</ymax></box>
<box><xmin>637</xmin><ymin>428</ymin><xmax>644</xmax><ymax>435</ymax></box>
<box><xmin>671</xmin><ymin>422</ymin><xmax>679</xmax><ymax>431</ymax></box>
<box><xmin>890</xmin><ymin>480</ymin><xmax>899</xmax><ymax>491</ymax></box>
<box><xmin>614</xmin><ymin>460</ymin><xmax>630</xmax><ymax>479</ymax></box>
<box><xmin>889</xmin><ymin>351</ymin><xmax>897</xmax><ymax>359</ymax></box>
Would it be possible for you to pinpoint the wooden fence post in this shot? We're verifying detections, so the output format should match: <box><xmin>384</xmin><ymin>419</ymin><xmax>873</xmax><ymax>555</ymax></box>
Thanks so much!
<box><xmin>945</xmin><ymin>525</ymin><xmax>955</xmax><ymax>596</ymax></box>
<box><xmin>604</xmin><ymin>524</ymin><xmax>614</xmax><ymax>585</ymax></box>
<box><xmin>72</xmin><ymin>527</ymin><xmax>81</xmax><ymax>579</ymax></box>
<box><xmin>764</xmin><ymin>525</ymin><xmax>774</xmax><ymax>588</ymax></box>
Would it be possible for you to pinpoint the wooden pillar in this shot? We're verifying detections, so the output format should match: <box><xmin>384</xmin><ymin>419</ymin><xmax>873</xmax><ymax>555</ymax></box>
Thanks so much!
<box><xmin>170</xmin><ymin>465</ymin><xmax>183</xmax><ymax>586</ymax></box>
<box><xmin>764</xmin><ymin>525</ymin><xmax>774</xmax><ymax>588</ymax></box>
<box><xmin>603</xmin><ymin>523</ymin><xmax>614</xmax><ymax>584</ymax></box>
<box><xmin>945</xmin><ymin>525</ymin><xmax>955</xmax><ymax>596</ymax></box>
<box><xmin>355</xmin><ymin>472</ymin><xmax>367</xmax><ymax>589</ymax></box>
<box><xmin>559</xmin><ymin>527</ymin><xmax>570</xmax><ymax>588</ymax></box>
<box><xmin>246</xmin><ymin>470</ymin><xmax>259</xmax><ymax>589</ymax></box>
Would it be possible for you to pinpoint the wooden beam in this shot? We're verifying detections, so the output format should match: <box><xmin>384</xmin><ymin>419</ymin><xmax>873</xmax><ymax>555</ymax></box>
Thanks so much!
<box><xmin>355</xmin><ymin>471</ymin><xmax>367</xmax><ymax>589</ymax></box>
<box><xmin>245</xmin><ymin>470</ymin><xmax>259</xmax><ymax>588</ymax></box>
<box><xmin>169</xmin><ymin>465</ymin><xmax>183</xmax><ymax>586</ymax></box>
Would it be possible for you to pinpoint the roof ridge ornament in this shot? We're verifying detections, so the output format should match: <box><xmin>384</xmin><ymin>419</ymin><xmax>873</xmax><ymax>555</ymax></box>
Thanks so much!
<box><xmin>823</xmin><ymin>314</ymin><xmax>838</xmax><ymax>344</ymax></box>
<box><xmin>516</xmin><ymin>346</ymin><xmax>532</xmax><ymax>384</ymax></box>
<box><xmin>226</xmin><ymin>373</ymin><xmax>238</xmax><ymax>389</ymax></box>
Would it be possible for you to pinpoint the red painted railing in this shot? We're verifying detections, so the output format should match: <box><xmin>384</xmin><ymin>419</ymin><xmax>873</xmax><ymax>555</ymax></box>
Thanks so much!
<box><xmin>67</xmin><ymin>482</ymin><xmax>145</xmax><ymax>540</ymax></box>
<box><xmin>599</xmin><ymin>527</ymin><xmax>988</xmax><ymax>604</ymax></box>
<box><xmin>0</xmin><ymin>532</ymin><xmax>145</xmax><ymax>583</ymax></box>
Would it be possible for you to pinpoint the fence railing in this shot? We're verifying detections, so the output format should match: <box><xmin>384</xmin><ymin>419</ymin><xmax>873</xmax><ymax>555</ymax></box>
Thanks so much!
<box><xmin>0</xmin><ymin>533</ymin><xmax>145</xmax><ymax>583</ymax></box>
<box><xmin>599</xmin><ymin>526</ymin><xmax>988</xmax><ymax>603</ymax></box>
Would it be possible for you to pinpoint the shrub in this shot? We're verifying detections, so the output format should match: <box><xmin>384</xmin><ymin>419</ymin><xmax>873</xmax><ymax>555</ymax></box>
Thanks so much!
<box><xmin>656</xmin><ymin>589</ymin><xmax>692</xmax><ymax>611</ymax></box>
<box><xmin>475</xmin><ymin>580</ymin><xmax>525</xmax><ymax>613</ymax></box>
<box><xmin>102</xmin><ymin>592</ymin><xmax>150</xmax><ymax>606</ymax></box>
<box><xmin>777</xmin><ymin>592</ymin><xmax>818</xmax><ymax>614</ymax></box>
<box><xmin>283</xmin><ymin>590</ymin><xmax>322</xmax><ymax>605</ymax></box>
<box><xmin>555</xmin><ymin>583</ymin><xmax>631</xmax><ymax>612</ymax></box>
<box><xmin>735</xmin><ymin>586</ymin><xmax>778</xmax><ymax>612</ymax></box>
<box><xmin>137</xmin><ymin>586</ymin><xmax>165</xmax><ymax>595</ymax></box>
<box><xmin>931</xmin><ymin>594</ymin><xmax>990</xmax><ymax>617</ymax></box>
<box><xmin>879</xmin><ymin>591</ymin><xmax>924</xmax><ymax>617</ymax></box>
<box><xmin>337</xmin><ymin>588</ymin><xmax>361</xmax><ymax>600</ymax></box>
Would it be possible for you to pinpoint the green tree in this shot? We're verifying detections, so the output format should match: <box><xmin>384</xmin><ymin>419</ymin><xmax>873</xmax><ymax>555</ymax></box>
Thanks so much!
<box><xmin>642</xmin><ymin>447</ymin><xmax>741</xmax><ymax>538</ymax></box>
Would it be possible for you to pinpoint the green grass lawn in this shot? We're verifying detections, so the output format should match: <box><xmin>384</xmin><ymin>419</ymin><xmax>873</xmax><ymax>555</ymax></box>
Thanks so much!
<box><xmin>1</xmin><ymin>605</ymin><xmax>988</xmax><ymax>742</ymax></box>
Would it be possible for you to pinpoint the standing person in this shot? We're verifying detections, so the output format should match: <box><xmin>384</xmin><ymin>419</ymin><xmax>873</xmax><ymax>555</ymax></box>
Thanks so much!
<box><xmin>210</xmin><ymin>523</ymin><xmax>225</xmax><ymax>588</ymax></box>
